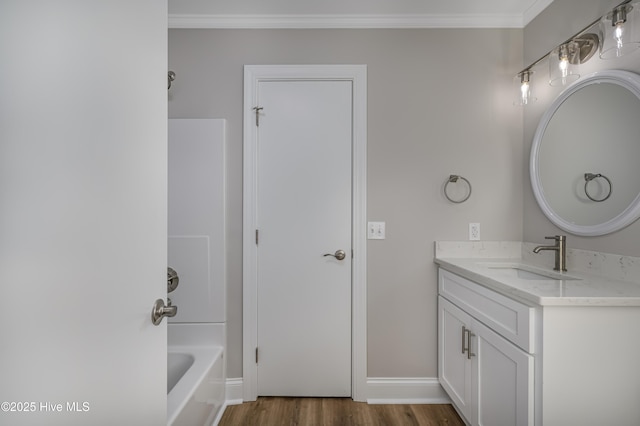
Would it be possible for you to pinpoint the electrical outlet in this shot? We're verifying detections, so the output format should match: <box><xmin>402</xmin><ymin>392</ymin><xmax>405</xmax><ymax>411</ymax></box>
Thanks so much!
<box><xmin>469</xmin><ymin>223</ymin><xmax>480</xmax><ymax>241</ymax></box>
<box><xmin>367</xmin><ymin>221</ymin><xmax>386</xmax><ymax>239</ymax></box>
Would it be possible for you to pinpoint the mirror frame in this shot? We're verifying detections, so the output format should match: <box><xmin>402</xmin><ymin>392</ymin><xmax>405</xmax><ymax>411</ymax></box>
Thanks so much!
<box><xmin>530</xmin><ymin>69</ymin><xmax>640</xmax><ymax>236</ymax></box>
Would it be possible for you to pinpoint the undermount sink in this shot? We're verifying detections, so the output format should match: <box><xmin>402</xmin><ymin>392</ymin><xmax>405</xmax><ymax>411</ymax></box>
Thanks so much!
<box><xmin>497</xmin><ymin>268</ymin><xmax>563</xmax><ymax>280</ymax></box>
<box><xmin>479</xmin><ymin>263</ymin><xmax>581</xmax><ymax>281</ymax></box>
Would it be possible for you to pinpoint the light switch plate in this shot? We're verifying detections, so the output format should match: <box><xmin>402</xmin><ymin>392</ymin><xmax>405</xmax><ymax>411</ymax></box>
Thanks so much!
<box><xmin>368</xmin><ymin>221</ymin><xmax>386</xmax><ymax>239</ymax></box>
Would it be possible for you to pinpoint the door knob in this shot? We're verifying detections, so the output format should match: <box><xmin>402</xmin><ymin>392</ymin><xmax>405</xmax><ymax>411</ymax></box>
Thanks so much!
<box><xmin>323</xmin><ymin>249</ymin><xmax>346</xmax><ymax>261</ymax></box>
<box><xmin>151</xmin><ymin>298</ymin><xmax>177</xmax><ymax>326</ymax></box>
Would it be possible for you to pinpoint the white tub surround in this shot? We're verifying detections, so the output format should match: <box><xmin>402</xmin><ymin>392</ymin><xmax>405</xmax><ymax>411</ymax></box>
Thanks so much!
<box><xmin>168</xmin><ymin>324</ymin><xmax>225</xmax><ymax>426</ymax></box>
<box><xmin>168</xmin><ymin>119</ymin><xmax>226</xmax><ymax>324</ymax></box>
<box><xmin>167</xmin><ymin>120</ymin><xmax>228</xmax><ymax>424</ymax></box>
<box><xmin>435</xmin><ymin>241</ymin><xmax>640</xmax><ymax>426</ymax></box>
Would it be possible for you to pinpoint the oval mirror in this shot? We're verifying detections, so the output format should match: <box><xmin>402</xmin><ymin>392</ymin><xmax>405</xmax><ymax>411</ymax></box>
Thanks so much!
<box><xmin>530</xmin><ymin>70</ymin><xmax>640</xmax><ymax>236</ymax></box>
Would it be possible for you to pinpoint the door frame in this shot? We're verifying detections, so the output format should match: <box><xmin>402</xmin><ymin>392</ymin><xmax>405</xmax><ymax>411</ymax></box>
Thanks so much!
<box><xmin>242</xmin><ymin>64</ymin><xmax>367</xmax><ymax>402</ymax></box>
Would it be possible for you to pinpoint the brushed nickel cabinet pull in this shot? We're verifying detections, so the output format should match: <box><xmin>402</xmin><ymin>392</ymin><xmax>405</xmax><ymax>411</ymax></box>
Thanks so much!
<box><xmin>467</xmin><ymin>330</ymin><xmax>476</xmax><ymax>359</ymax></box>
<box><xmin>462</xmin><ymin>326</ymin><xmax>468</xmax><ymax>355</ymax></box>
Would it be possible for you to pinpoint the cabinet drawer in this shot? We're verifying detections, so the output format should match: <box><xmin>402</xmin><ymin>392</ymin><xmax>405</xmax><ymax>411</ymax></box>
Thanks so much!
<box><xmin>439</xmin><ymin>269</ymin><xmax>536</xmax><ymax>353</ymax></box>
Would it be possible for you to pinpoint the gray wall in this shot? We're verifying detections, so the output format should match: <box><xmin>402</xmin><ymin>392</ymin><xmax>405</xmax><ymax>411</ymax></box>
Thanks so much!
<box><xmin>168</xmin><ymin>28</ymin><xmax>523</xmax><ymax>379</ymax></box>
<box><xmin>523</xmin><ymin>0</ymin><xmax>640</xmax><ymax>255</ymax></box>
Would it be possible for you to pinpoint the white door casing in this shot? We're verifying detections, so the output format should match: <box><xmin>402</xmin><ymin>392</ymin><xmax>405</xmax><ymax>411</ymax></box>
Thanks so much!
<box><xmin>1</xmin><ymin>1</ymin><xmax>167</xmax><ymax>425</ymax></box>
<box><xmin>243</xmin><ymin>65</ymin><xmax>367</xmax><ymax>401</ymax></box>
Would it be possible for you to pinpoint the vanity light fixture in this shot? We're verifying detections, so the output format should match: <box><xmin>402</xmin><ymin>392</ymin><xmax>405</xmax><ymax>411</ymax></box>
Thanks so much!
<box><xmin>513</xmin><ymin>70</ymin><xmax>535</xmax><ymax>106</ymax></box>
<box><xmin>514</xmin><ymin>34</ymin><xmax>598</xmax><ymax>105</ymax></box>
<box><xmin>549</xmin><ymin>42</ymin><xmax>580</xmax><ymax>86</ymax></box>
<box><xmin>510</xmin><ymin>1</ymin><xmax>640</xmax><ymax>105</ymax></box>
<box><xmin>600</xmin><ymin>2</ymin><xmax>640</xmax><ymax>59</ymax></box>
<box><xmin>513</xmin><ymin>25</ymin><xmax>602</xmax><ymax>106</ymax></box>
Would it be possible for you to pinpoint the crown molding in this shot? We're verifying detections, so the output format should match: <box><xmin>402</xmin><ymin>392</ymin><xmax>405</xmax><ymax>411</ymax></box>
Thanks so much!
<box><xmin>168</xmin><ymin>13</ymin><xmax>525</xmax><ymax>29</ymax></box>
<box><xmin>522</xmin><ymin>0</ymin><xmax>554</xmax><ymax>26</ymax></box>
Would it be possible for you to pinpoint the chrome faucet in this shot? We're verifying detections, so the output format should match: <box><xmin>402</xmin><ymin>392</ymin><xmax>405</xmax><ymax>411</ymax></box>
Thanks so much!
<box><xmin>533</xmin><ymin>235</ymin><xmax>567</xmax><ymax>272</ymax></box>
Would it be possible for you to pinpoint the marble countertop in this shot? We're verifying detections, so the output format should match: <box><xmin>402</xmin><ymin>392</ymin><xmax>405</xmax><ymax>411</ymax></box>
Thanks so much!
<box><xmin>435</xmin><ymin>257</ymin><xmax>640</xmax><ymax>307</ymax></box>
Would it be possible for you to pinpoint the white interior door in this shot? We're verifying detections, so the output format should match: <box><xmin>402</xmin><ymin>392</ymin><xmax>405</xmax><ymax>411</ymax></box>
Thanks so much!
<box><xmin>256</xmin><ymin>80</ymin><xmax>353</xmax><ymax>396</ymax></box>
<box><xmin>0</xmin><ymin>2</ymin><xmax>167</xmax><ymax>425</ymax></box>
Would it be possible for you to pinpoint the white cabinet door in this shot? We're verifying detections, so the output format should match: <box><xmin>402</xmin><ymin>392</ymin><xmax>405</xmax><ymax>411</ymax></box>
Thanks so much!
<box><xmin>473</xmin><ymin>320</ymin><xmax>534</xmax><ymax>426</ymax></box>
<box><xmin>439</xmin><ymin>296</ymin><xmax>534</xmax><ymax>426</ymax></box>
<box><xmin>439</xmin><ymin>297</ymin><xmax>473</xmax><ymax>420</ymax></box>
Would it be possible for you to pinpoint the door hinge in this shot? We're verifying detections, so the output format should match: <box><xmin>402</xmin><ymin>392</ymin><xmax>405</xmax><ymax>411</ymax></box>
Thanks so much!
<box><xmin>252</xmin><ymin>106</ymin><xmax>263</xmax><ymax>127</ymax></box>
<box><xmin>255</xmin><ymin>347</ymin><xmax>259</xmax><ymax>364</ymax></box>
<box><xmin>255</xmin><ymin>229</ymin><xmax>259</xmax><ymax>245</ymax></box>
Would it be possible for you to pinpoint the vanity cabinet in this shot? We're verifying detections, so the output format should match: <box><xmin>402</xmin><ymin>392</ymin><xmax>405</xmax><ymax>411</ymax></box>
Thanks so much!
<box><xmin>438</xmin><ymin>270</ymin><xmax>534</xmax><ymax>426</ymax></box>
<box><xmin>438</xmin><ymin>266</ymin><xmax>640</xmax><ymax>426</ymax></box>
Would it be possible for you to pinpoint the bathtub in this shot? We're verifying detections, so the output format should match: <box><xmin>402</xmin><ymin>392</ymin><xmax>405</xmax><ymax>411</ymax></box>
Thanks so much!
<box><xmin>168</xmin><ymin>352</ymin><xmax>195</xmax><ymax>394</ymax></box>
<box><xmin>167</xmin><ymin>324</ymin><xmax>225</xmax><ymax>426</ymax></box>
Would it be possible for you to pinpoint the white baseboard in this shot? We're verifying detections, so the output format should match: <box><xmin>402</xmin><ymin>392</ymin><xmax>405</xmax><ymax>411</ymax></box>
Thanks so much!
<box><xmin>214</xmin><ymin>378</ymin><xmax>243</xmax><ymax>426</ymax></box>
<box><xmin>225</xmin><ymin>377</ymin><xmax>244</xmax><ymax>405</ymax></box>
<box><xmin>225</xmin><ymin>377</ymin><xmax>450</xmax><ymax>405</ymax></box>
<box><xmin>366</xmin><ymin>377</ymin><xmax>451</xmax><ymax>404</ymax></box>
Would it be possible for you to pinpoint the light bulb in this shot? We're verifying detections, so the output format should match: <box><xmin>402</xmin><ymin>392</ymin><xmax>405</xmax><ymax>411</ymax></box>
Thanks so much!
<box><xmin>614</xmin><ymin>22</ymin><xmax>625</xmax><ymax>51</ymax></box>
<box><xmin>514</xmin><ymin>70</ymin><xmax>535</xmax><ymax>106</ymax></box>
<box><xmin>612</xmin><ymin>5</ymin><xmax>628</xmax><ymax>57</ymax></box>
<box><xmin>559</xmin><ymin>58</ymin><xmax>568</xmax><ymax>73</ymax></box>
<box><xmin>559</xmin><ymin>51</ymin><xmax>569</xmax><ymax>79</ymax></box>
<box><xmin>600</xmin><ymin>4</ymin><xmax>640</xmax><ymax>59</ymax></box>
<box><xmin>520</xmin><ymin>80</ymin><xmax>530</xmax><ymax>104</ymax></box>
<box><xmin>558</xmin><ymin>44</ymin><xmax>570</xmax><ymax>84</ymax></box>
<box><xmin>549</xmin><ymin>43</ymin><xmax>579</xmax><ymax>87</ymax></box>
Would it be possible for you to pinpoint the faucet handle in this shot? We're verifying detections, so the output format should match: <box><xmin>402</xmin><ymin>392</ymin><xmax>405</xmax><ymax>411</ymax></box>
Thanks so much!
<box><xmin>545</xmin><ymin>235</ymin><xmax>565</xmax><ymax>241</ymax></box>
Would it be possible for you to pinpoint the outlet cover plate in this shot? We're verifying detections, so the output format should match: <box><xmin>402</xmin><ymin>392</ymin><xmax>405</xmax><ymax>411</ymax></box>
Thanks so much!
<box><xmin>469</xmin><ymin>223</ymin><xmax>480</xmax><ymax>241</ymax></box>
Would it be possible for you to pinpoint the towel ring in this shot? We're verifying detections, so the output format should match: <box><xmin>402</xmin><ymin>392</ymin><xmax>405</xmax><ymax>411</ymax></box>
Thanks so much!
<box><xmin>584</xmin><ymin>173</ymin><xmax>612</xmax><ymax>202</ymax></box>
<box><xmin>168</xmin><ymin>71</ymin><xmax>176</xmax><ymax>90</ymax></box>
<box><xmin>444</xmin><ymin>175</ymin><xmax>472</xmax><ymax>203</ymax></box>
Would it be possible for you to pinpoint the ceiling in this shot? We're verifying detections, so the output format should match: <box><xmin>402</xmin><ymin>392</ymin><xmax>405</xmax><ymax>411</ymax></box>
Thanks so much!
<box><xmin>168</xmin><ymin>0</ymin><xmax>555</xmax><ymax>29</ymax></box>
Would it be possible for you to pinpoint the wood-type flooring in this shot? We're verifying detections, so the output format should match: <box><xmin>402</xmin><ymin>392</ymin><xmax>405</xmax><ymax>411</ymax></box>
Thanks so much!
<box><xmin>218</xmin><ymin>397</ymin><xmax>465</xmax><ymax>426</ymax></box>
